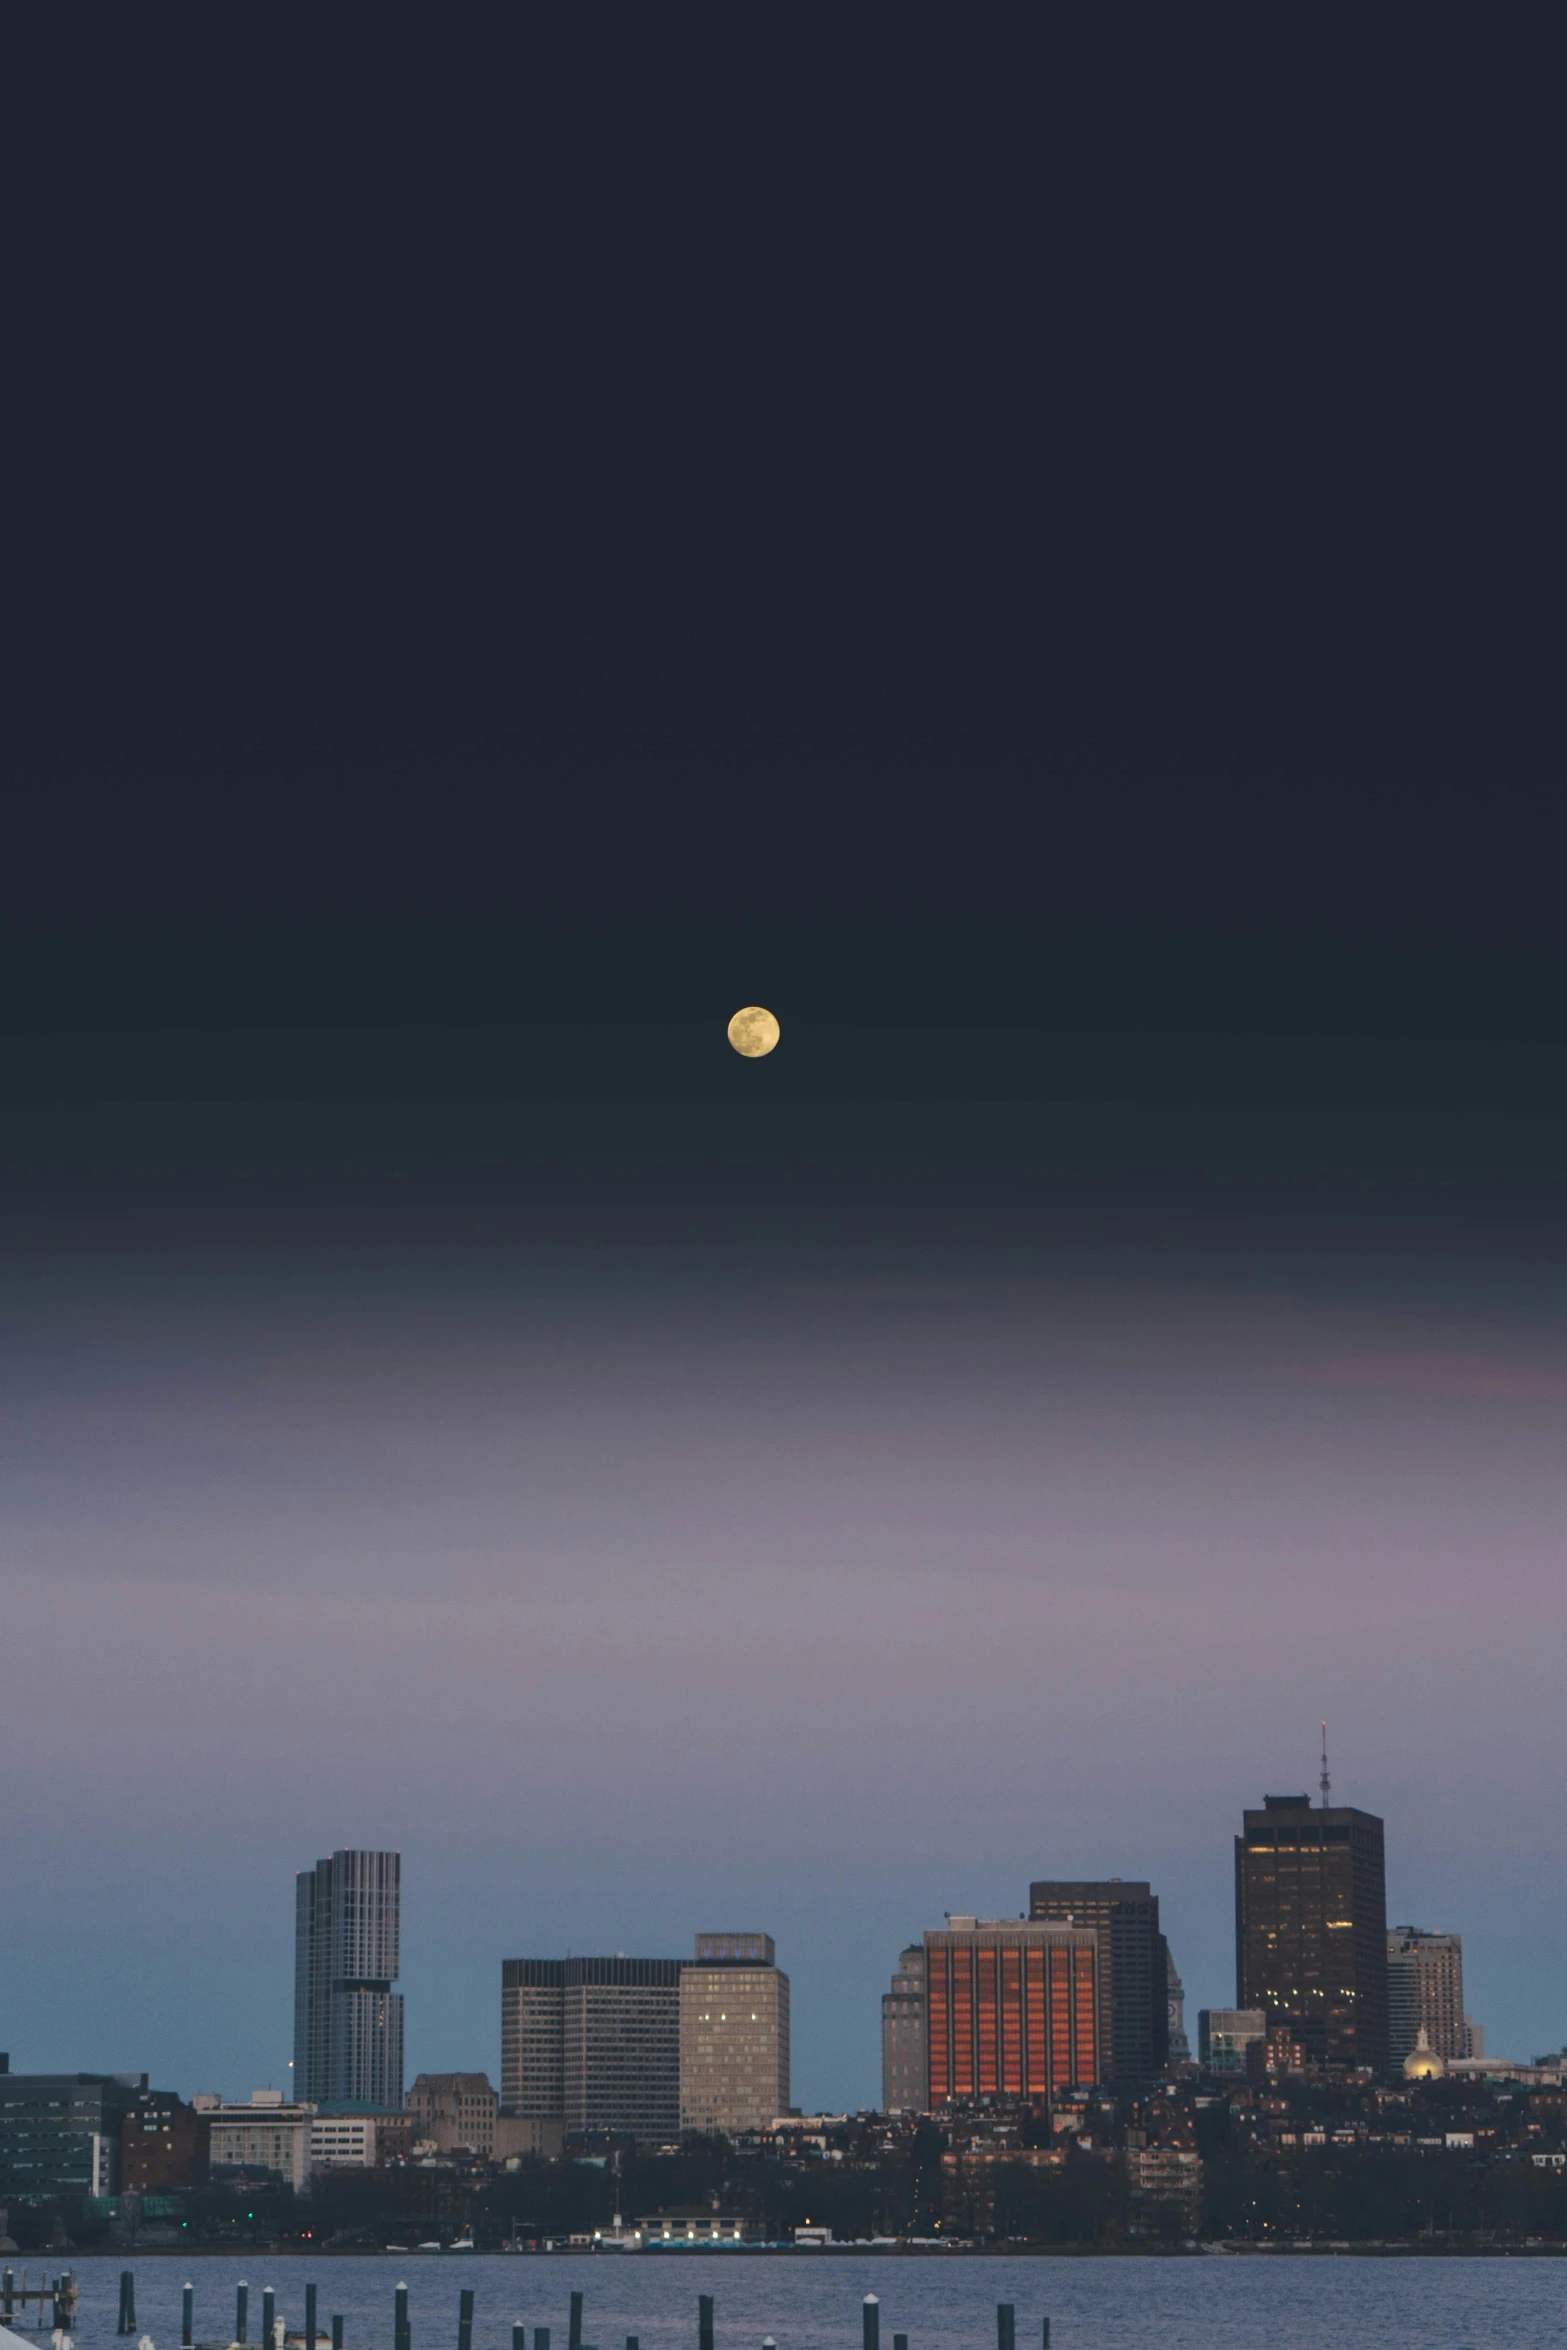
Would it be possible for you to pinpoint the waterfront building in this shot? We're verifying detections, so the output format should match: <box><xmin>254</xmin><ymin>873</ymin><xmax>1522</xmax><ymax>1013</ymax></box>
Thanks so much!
<box><xmin>293</xmin><ymin>1849</ymin><xmax>404</xmax><ymax>2108</ymax></box>
<box><xmin>309</xmin><ymin>2109</ymin><xmax>412</xmax><ymax>2168</ymax></box>
<box><xmin>501</xmin><ymin>1954</ymin><xmax>683</xmax><ymax>2142</ymax></box>
<box><xmin>629</xmin><ymin>2210</ymin><xmax>754</xmax><ymax>2245</ymax></box>
<box><xmin>881</xmin><ymin>1945</ymin><xmax>927</xmax><ymax>2112</ymax></box>
<box><xmin>1028</xmin><ymin>1880</ymin><xmax>1169</xmax><ymax>2086</ymax></box>
<box><xmin>1197</xmin><ymin>2008</ymin><xmax>1266</xmax><ymax>2072</ymax></box>
<box><xmin>204</xmin><ymin>2090</ymin><xmax>314</xmax><ymax>2191</ymax></box>
<box><xmin>1387</xmin><ymin>1926</ymin><xmax>1468</xmax><ymax>2067</ymax></box>
<box><xmin>1126</xmin><ymin>2143</ymin><xmax>1202</xmax><ymax>2233</ymax></box>
<box><xmin>679</xmin><ymin>1933</ymin><xmax>790</xmax><ymax>2136</ymax></box>
<box><xmin>0</xmin><ymin>2072</ymin><xmax>147</xmax><ymax>2207</ymax></box>
<box><xmin>1234</xmin><ymin>1793</ymin><xmax>1389</xmax><ymax>2072</ymax></box>
<box><xmin>924</xmin><ymin>1917</ymin><xmax>1100</xmax><ymax>2107</ymax></box>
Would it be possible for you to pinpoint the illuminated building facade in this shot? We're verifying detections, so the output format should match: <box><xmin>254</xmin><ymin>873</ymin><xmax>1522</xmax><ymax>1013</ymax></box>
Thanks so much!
<box><xmin>1234</xmin><ymin>1794</ymin><xmax>1388</xmax><ymax>2073</ymax></box>
<box><xmin>679</xmin><ymin>1933</ymin><xmax>790</xmax><ymax>2135</ymax></box>
<box><xmin>923</xmin><ymin>1918</ymin><xmax>1100</xmax><ymax>2107</ymax></box>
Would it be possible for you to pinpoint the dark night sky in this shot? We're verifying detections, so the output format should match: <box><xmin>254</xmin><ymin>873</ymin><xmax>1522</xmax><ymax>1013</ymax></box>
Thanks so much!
<box><xmin>2</xmin><ymin>18</ymin><xmax>1565</xmax><ymax>2101</ymax></box>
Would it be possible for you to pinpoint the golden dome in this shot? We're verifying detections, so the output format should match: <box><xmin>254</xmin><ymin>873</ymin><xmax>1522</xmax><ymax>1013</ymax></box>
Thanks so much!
<box><xmin>1403</xmin><ymin>2026</ymin><xmax>1445</xmax><ymax>2080</ymax></box>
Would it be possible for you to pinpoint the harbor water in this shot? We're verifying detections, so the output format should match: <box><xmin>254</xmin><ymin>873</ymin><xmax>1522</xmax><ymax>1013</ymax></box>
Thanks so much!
<box><xmin>12</xmin><ymin>2251</ymin><xmax>1567</xmax><ymax>2350</ymax></box>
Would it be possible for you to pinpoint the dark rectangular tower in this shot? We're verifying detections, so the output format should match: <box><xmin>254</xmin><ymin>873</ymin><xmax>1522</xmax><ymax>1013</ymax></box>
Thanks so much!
<box><xmin>1235</xmin><ymin>1795</ymin><xmax>1388</xmax><ymax>2073</ymax></box>
<box><xmin>1027</xmin><ymin>1880</ymin><xmax>1169</xmax><ymax>2086</ymax></box>
<box><xmin>294</xmin><ymin>1849</ymin><xmax>404</xmax><ymax>2108</ymax></box>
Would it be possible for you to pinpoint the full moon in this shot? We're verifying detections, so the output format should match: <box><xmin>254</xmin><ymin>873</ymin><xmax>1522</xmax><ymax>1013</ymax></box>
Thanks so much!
<box><xmin>727</xmin><ymin>1005</ymin><xmax>780</xmax><ymax>1058</ymax></box>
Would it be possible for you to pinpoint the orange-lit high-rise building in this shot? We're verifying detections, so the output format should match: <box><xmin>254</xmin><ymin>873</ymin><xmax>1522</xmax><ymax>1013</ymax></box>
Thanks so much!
<box><xmin>923</xmin><ymin>1917</ymin><xmax>1100</xmax><ymax>2108</ymax></box>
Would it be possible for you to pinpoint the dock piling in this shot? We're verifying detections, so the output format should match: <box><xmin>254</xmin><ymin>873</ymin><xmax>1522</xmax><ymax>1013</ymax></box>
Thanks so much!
<box><xmin>996</xmin><ymin>2308</ymin><xmax>1015</xmax><ymax>2350</ymax></box>
<box><xmin>395</xmin><ymin>2283</ymin><xmax>410</xmax><ymax>2350</ymax></box>
<box><xmin>863</xmin><ymin>2297</ymin><xmax>880</xmax><ymax>2350</ymax></box>
<box><xmin>568</xmin><ymin>2292</ymin><xmax>583</xmax><ymax>2350</ymax></box>
<box><xmin>458</xmin><ymin>2288</ymin><xmax>474</xmax><ymax>2350</ymax></box>
<box><xmin>894</xmin><ymin>2335</ymin><xmax>908</xmax><ymax>2350</ymax></box>
<box><xmin>118</xmin><ymin>2271</ymin><xmax>136</xmax><ymax>2336</ymax></box>
<box><xmin>698</xmin><ymin>2296</ymin><xmax>714</xmax><ymax>2350</ymax></box>
<box><xmin>237</xmin><ymin>2283</ymin><xmax>250</xmax><ymax>2347</ymax></box>
<box><xmin>1041</xmin><ymin>2326</ymin><xmax>1050</xmax><ymax>2350</ymax></box>
<box><xmin>262</xmin><ymin>2287</ymin><xmax>276</xmax><ymax>2350</ymax></box>
<box><xmin>183</xmin><ymin>2284</ymin><xmax>194</xmax><ymax>2347</ymax></box>
<box><xmin>512</xmin><ymin>2328</ymin><xmax>525</xmax><ymax>2350</ymax></box>
<box><xmin>333</xmin><ymin>2320</ymin><xmax>344</xmax><ymax>2350</ymax></box>
<box><xmin>305</xmin><ymin>2285</ymin><xmax>318</xmax><ymax>2350</ymax></box>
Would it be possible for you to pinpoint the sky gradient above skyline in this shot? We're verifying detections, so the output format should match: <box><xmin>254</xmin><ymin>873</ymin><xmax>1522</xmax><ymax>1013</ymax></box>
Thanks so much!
<box><xmin>6</xmin><ymin>952</ymin><xmax>1567</xmax><ymax>2103</ymax></box>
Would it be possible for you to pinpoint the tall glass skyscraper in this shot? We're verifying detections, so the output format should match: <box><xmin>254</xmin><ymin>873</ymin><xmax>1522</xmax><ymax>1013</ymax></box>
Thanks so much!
<box><xmin>294</xmin><ymin>1850</ymin><xmax>403</xmax><ymax>2108</ymax></box>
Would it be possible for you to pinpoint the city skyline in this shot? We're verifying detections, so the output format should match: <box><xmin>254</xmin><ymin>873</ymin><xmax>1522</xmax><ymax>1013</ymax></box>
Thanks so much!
<box><xmin>0</xmin><ymin>1779</ymin><xmax>1513</xmax><ymax>2114</ymax></box>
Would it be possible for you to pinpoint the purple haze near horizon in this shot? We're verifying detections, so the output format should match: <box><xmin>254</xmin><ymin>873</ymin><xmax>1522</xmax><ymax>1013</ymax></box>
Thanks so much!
<box><xmin>5</xmin><ymin>1168</ymin><xmax>1567</xmax><ymax>2105</ymax></box>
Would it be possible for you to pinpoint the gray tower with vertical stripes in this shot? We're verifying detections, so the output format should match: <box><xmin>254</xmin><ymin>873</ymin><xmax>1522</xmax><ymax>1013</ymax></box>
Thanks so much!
<box><xmin>294</xmin><ymin>1850</ymin><xmax>404</xmax><ymax>2108</ymax></box>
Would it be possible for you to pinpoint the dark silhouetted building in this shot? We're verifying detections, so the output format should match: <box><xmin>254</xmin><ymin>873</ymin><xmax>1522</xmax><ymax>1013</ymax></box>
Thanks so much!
<box><xmin>120</xmin><ymin>2090</ymin><xmax>210</xmax><ymax>2191</ymax></box>
<box><xmin>924</xmin><ymin>1918</ymin><xmax>1100</xmax><ymax>2107</ymax></box>
<box><xmin>0</xmin><ymin>2073</ymin><xmax>147</xmax><ymax>2208</ymax></box>
<box><xmin>294</xmin><ymin>1849</ymin><xmax>404</xmax><ymax>2109</ymax></box>
<box><xmin>1028</xmin><ymin>1880</ymin><xmax>1169</xmax><ymax>2086</ymax></box>
<box><xmin>881</xmin><ymin>1945</ymin><xmax>926</xmax><ymax>2112</ymax></box>
<box><xmin>1235</xmin><ymin>1793</ymin><xmax>1388</xmax><ymax>2072</ymax></box>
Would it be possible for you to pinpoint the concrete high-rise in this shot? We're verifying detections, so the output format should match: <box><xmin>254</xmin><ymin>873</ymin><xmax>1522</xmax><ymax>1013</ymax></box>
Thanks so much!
<box><xmin>294</xmin><ymin>1850</ymin><xmax>404</xmax><ymax>2109</ymax></box>
<box><xmin>924</xmin><ymin>1917</ymin><xmax>1101</xmax><ymax>2106</ymax></box>
<box><xmin>679</xmin><ymin>1932</ymin><xmax>789</xmax><ymax>2135</ymax></box>
<box><xmin>1387</xmin><ymin>1927</ymin><xmax>1467</xmax><ymax>2067</ymax></box>
<box><xmin>501</xmin><ymin>1954</ymin><xmax>683</xmax><ymax>2143</ymax></box>
<box><xmin>1235</xmin><ymin>1794</ymin><xmax>1388</xmax><ymax>2073</ymax></box>
<box><xmin>1028</xmin><ymin>1880</ymin><xmax>1169</xmax><ymax>2086</ymax></box>
<box><xmin>881</xmin><ymin>1945</ymin><xmax>926</xmax><ymax>2112</ymax></box>
<box><xmin>501</xmin><ymin>1959</ymin><xmax>567</xmax><ymax>2119</ymax></box>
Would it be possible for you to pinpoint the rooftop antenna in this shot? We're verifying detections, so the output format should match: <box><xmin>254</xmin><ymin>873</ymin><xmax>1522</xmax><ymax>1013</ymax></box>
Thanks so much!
<box><xmin>1319</xmin><ymin>1721</ymin><xmax>1331</xmax><ymax>1810</ymax></box>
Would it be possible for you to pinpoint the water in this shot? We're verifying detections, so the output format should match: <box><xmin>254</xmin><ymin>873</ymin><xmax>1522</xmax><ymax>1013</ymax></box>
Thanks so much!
<box><xmin>14</xmin><ymin>2252</ymin><xmax>1567</xmax><ymax>2350</ymax></box>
